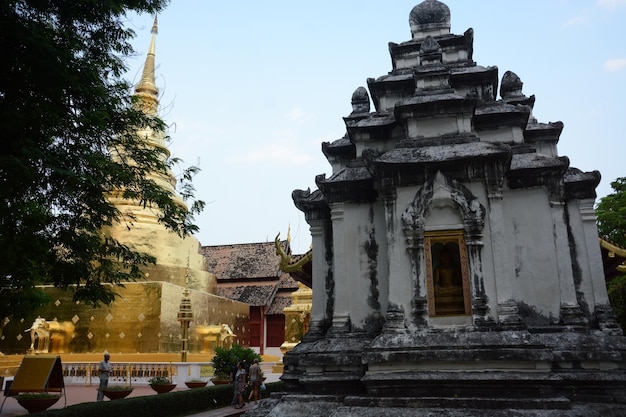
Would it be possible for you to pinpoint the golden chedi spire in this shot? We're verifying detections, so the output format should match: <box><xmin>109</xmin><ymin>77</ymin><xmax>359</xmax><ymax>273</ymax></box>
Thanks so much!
<box><xmin>134</xmin><ymin>16</ymin><xmax>159</xmax><ymax>115</ymax></box>
<box><xmin>109</xmin><ymin>14</ymin><xmax>183</xmax><ymax>217</ymax></box>
<box><xmin>104</xmin><ymin>17</ymin><xmax>216</xmax><ymax>294</ymax></box>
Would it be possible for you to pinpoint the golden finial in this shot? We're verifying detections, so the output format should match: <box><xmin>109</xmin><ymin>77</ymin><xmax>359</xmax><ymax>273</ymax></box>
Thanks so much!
<box><xmin>134</xmin><ymin>15</ymin><xmax>159</xmax><ymax>115</ymax></box>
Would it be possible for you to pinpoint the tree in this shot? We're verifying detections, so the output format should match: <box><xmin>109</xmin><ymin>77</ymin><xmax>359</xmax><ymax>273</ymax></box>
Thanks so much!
<box><xmin>607</xmin><ymin>275</ymin><xmax>626</xmax><ymax>332</ymax></box>
<box><xmin>0</xmin><ymin>0</ymin><xmax>204</xmax><ymax>321</ymax></box>
<box><xmin>596</xmin><ymin>177</ymin><xmax>626</xmax><ymax>331</ymax></box>
<box><xmin>211</xmin><ymin>344</ymin><xmax>262</xmax><ymax>380</ymax></box>
<box><xmin>596</xmin><ymin>177</ymin><xmax>626</xmax><ymax>247</ymax></box>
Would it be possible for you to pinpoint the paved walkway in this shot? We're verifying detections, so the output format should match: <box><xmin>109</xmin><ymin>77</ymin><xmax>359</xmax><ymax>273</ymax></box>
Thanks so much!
<box><xmin>1</xmin><ymin>371</ymin><xmax>280</xmax><ymax>417</ymax></box>
<box><xmin>0</xmin><ymin>384</ymin><xmax>263</xmax><ymax>417</ymax></box>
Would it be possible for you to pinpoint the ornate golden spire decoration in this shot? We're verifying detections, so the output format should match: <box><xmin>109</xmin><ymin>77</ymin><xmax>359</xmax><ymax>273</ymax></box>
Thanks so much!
<box><xmin>134</xmin><ymin>16</ymin><xmax>159</xmax><ymax>115</ymax></box>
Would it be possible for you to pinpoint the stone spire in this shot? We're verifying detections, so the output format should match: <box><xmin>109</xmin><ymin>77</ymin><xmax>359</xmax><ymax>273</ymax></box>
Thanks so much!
<box><xmin>135</xmin><ymin>16</ymin><xmax>159</xmax><ymax>115</ymax></box>
<box><xmin>409</xmin><ymin>0</ymin><xmax>451</xmax><ymax>40</ymax></box>
<box><xmin>350</xmin><ymin>86</ymin><xmax>370</xmax><ymax>116</ymax></box>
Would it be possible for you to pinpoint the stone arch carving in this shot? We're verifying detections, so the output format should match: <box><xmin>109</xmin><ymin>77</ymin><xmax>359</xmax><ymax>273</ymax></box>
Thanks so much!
<box><xmin>401</xmin><ymin>171</ymin><xmax>487</xmax><ymax>325</ymax></box>
<box><xmin>402</xmin><ymin>171</ymin><xmax>485</xmax><ymax>234</ymax></box>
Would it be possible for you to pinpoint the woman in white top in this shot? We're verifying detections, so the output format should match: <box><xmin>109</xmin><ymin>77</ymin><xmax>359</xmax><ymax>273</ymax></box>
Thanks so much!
<box><xmin>247</xmin><ymin>358</ymin><xmax>261</xmax><ymax>403</ymax></box>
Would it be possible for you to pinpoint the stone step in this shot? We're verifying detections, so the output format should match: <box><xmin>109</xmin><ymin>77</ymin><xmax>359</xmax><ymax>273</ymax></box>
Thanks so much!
<box><xmin>344</xmin><ymin>395</ymin><xmax>572</xmax><ymax>410</ymax></box>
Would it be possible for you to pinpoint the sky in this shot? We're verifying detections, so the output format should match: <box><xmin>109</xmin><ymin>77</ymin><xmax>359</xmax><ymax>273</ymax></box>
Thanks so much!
<box><xmin>122</xmin><ymin>0</ymin><xmax>626</xmax><ymax>254</ymax></box>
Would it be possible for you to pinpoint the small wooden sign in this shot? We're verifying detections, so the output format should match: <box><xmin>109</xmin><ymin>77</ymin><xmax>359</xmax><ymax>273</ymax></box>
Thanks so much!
<box><xmin>10</xmin><ymin>355</ymin><xmax>64</xmax><ymax>393</ymax></box>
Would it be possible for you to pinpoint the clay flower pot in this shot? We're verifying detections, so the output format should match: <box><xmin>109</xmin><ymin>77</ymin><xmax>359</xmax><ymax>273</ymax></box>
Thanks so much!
<box><xmin>150</xmin><ymin>383</ymin><xmax>176</xmax><ymax>394</ymax></box>
<box><xmin>100</xmin><ymin>387</ymin><xmax>134</xmax><ymax>400</ymax></box>
<box><xmin>16</xmin><ymin>394</ymin><xmax>60</xmax><ymax>413</ymax></box>
<box><xmin>210</xmin><ymin>378</ymin><xmax>230</xmax><ymax>385</ymax></box>
<box><xmin>185</xmin><ymin>381</ymin><xmax>208</xmax><ymax>389</ymax></box>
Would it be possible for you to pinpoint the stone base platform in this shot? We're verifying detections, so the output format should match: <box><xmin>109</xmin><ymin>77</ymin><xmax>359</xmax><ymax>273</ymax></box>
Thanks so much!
<box><xmin>243</xmin><ymin>393</ymin><xmax>626</xmax><ymax>417</ymax></box>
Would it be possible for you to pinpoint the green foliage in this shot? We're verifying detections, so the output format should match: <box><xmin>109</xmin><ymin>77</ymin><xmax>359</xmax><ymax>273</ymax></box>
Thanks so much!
<box><xmin>0</xmin><ymin>0</ymin><xmax>205</xmax><ymax>320</ymax></box>
<box><xmin>99</xmin><ymin>386</ymin><xmax>133</xmax><ymax>391</ymax></box>
<box><xmin>148</xmin><ymin>376</ymin><xmax>171</xmax><ymax>385</ymax></box>
<box><xmin>37</xmin><ymin>381</ymin><xmax>284</xmax><ymax>417</ymax></box>
<box><xmin>16</xmin><ymin>392</ymin><xmax>60</xmax><ymax>399</ymax></box>
<box><xmin>596</xmin><ymin>177</ymin><xmax>626</xmax><ymax>247</ymax></box>
<box><xmin>211</xmin><ymin>344</ymin><xmax>262</xmax><ymax>379</ymax></box>
<box><xmin>607</xmin><ymin>274</ymin><xmax>626</xmax><ymax>331</ymax></box>
<box><xmin>597</xmin><ymin>177</ymin><xmax>626</xmax><ymax>331</ymax></box>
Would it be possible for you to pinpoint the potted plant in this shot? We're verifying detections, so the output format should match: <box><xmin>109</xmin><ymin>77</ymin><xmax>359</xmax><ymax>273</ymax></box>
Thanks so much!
<box><xmin>148</xmin><ymin>376</ymin><xmax>176</xmax><ymax>394</ymax></box>
<box><xmin>184</xmin><ymin>379</ymin><xmax>208</xmax><ymax>389</ymax></box>
<box><xmin>99</xmin><ymin>385</ymin><xmax>134</xmax><ymax>400</ymax></box>
<box><xmin>210</xmin><ymin>372</ymin><xmax>230</xmax><ymax>385</ymax></box>
<box><xmin>16</xmin><ymin>392</ymin><xmax>61</xmax><ymax>413</ymax></box>
<box><xmin>210</xmin><ymin>343</ymin><xmax>262</xmax><ymax>385</ymax></box>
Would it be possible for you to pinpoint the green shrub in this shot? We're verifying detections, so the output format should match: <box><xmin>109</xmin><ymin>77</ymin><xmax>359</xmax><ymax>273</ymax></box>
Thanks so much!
<box><xmin>99</xmin><ymin>386</ymin><xmax>132</xmax><ymax>391</ymax></box>
<box><xmin>33</xmin><ymin>381</ymin><xmax>284</xmax><ymax>417</ymax></box>
<box><xmin>16</xmin><ymin>393</ymin><xmax>60</xmax><ymax>399</ymax></box>
<box><xmin>211</xmin><ymin>344</ymin><xmax>261</xmax><ymax>379</ymax></box>
<box><xmin>608</xmin><ymin>274</ymin><xmax>626</xmax><ymax>332</ymax></box>
<box><xmin>148</xmin><ymin>376</ymin><xmax>172</xmax><ymax>385</ymax></box>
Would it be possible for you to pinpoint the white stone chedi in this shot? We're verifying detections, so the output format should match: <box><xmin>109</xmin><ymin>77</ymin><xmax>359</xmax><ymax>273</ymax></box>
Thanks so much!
<box><xmin>266</xmin><ymin>1</ymin><xmax>626</xmax><ymax>416</ymax></box>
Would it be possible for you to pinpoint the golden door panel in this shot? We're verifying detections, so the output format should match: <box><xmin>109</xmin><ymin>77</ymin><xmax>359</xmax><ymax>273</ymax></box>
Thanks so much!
<box><xmin>424</xmin><ymin>231</ymin><xmax>471</xmax><ymax>317</ymax></box>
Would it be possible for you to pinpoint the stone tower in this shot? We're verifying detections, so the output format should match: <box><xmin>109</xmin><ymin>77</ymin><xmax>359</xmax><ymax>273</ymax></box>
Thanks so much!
<box><xmin>262</xmin><ymin>1</ymin><xmax>626</xmax><ymax>416</ymax></box>
<box><xmin>105</xmin><ymin>17</ymin><xmax>216</xmax><ymax>294</ymax></box>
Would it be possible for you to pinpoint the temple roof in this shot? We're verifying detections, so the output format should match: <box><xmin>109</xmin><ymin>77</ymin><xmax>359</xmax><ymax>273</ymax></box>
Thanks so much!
<box><xmin>217</xmin><ymin>283</ymin><xmax>276</xmax><ymax>307</ymax></box>
<box><xmin>410</xmin><ymin>0</ymin><xmax>450</xmax><ymax>26</ymax></box>
<box><xmin>600</xmin><ymin>237</ymin><xmax>626</xmax><ymax>281</ymax></box>
<box><xmin>201</xmin><ymin>241</ymin><xmax>288</xmax><ymax>280</ymax></box>
<box><xmin>509</xmin><ymin>152</ymin><xmax>568</xmax><ymax>171</ymax></box>
<box><xmin>266</xmin><ymin>295</ymin><xmax>293</xmax><ymax>315</ymax></box>
<box><xmin>374</xmin><ymin>141</ymin><xmax>510</xmax><ymax>165</ymax></box>
<box><xmin>409</xmin><ymin>0</ymin><xmax>451</xmax><ymax>39</ymax></box>
<box><xmin>204</xmin><ymin>240</ymin><xmax>299</xmax><ymax>314</ymax></box>
<box><xmin>523</xmin><ymin>121</ymin><xmax>564</xmax><ymax>143</ymax></box>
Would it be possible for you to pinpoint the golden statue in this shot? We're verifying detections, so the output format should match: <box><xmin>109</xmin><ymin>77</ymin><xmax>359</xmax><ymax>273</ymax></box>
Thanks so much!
<box><xmin>25</xmin><ymin>316</ymin><xmax>75</xmax><ymax>353</ymax></box>
<box><xmin>432</xmin><ymin>245</ymin><xmax>464</xmax><ymax>315</ymax></box>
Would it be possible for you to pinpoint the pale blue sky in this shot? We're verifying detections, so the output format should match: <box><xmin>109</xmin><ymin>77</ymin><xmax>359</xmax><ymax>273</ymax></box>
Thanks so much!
<box><xmin>123</xmin><ymin>1</ymin><xmax>626</xmax><ymax>253</ymax></box>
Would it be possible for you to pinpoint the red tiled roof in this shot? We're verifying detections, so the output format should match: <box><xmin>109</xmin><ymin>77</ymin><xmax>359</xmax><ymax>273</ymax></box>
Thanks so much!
<box><xmin>278</xmin><ymin>272</ymin><xmax>299</xmax><ymax>290</ymax></box>
<box><xmin>216</xmin><ymin>283</ymin><xmax>276</xmax><ymax>306</ymax></box>
<box><xmin>201</xmin><ymin>241</ymin><xmax>288</xmax><ymax>280</ymax></box>
<box><xmin>267</xmin><ymin>295</ymin><xmax>293</xmax><ymax>315</ymax></box>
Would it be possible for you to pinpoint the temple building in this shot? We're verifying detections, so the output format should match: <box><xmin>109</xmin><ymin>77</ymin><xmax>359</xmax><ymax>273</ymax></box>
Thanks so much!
<box><xmin>600</xmin><ymin>237</ymin><xmax>626</xmax><ymax>282</ymax></box>
<box><xmin>202</xmin><ymin>239</ymin><xmax>300</xmax><ymax>357</ymax></box>
<box><xmin>0</xmin><ymin>18</ymin><xmax>248</xmax><ymax>355</ymax></box>
<box><xmin>262</xmin><ymin>1</ymin><xmax>626</xmax><ymax>416</ymax></box>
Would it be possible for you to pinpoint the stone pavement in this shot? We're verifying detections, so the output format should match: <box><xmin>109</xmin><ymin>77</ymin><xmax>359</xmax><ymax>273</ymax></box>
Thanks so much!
<box><xmin>0</xmin><ymin>384</ymin><xmax>262</xmax><ymax>417</ymax></box>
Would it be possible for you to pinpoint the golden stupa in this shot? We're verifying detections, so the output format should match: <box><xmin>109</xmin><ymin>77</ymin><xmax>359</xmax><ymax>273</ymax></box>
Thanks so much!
<box><xmin>0</xmin><ymin>18</ymin><xmax>248</xmax><ymax>356</ymax></box>
<box><xmin>105</xmin><ymin>17</ymin><xmax>215</xmax><ymax>295</ymax></box>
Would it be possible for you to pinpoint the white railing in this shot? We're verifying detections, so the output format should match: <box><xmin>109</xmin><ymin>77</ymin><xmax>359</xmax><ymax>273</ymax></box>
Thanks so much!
<box><xmin>62</xmin><ymin>362</ymin><xmax>215</xmax><ymax>386</ymax></box>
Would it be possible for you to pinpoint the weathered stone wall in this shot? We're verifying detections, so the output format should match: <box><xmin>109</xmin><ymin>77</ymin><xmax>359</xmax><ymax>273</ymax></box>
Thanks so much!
<box><xmin>277</xmin><ymin>1</ymin><xmax>626</xmax><ymax>415</ymax></box>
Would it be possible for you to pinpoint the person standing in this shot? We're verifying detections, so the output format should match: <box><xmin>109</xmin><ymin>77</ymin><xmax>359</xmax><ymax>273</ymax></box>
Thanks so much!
<box><xmin>232</xmin><ymin>361</ymin><xmax>246</xmax><ymax>409</ymax></box>
<box><xmin>229</xmin><ymin>361</ymin><xmax>239</xmax><ymax>406</ymax></box>
<box><xmin>247</xmin><ymin>358</ymin><xmax>261</xmax><ymax>403</ymax></box>
<box><xmin>96</xmin><ymin>353</ymin><xmax>111</xmax><ymax>401</ymax></box>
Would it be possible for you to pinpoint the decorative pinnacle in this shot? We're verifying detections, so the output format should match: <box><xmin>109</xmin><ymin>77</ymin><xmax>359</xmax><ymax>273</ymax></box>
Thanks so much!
<box><xmin>134</xmin><ymin>15</ymin><xmax>159</xmax><ymax>114</ymax></box>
